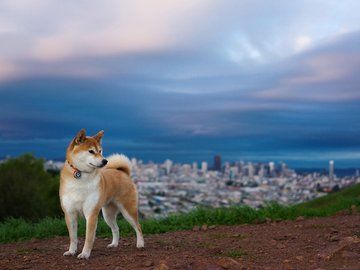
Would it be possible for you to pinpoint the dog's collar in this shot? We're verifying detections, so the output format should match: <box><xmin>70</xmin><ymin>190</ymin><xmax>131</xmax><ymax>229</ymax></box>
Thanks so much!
<box><xmin>67</xmin><ymin>161</ymin><xmax>82</xmax><ymax>179</ymax></box>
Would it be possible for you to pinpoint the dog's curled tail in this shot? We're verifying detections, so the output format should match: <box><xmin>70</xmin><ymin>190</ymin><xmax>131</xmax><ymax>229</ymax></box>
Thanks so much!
<box><xmin>105</xmin><ymin>154</ymin><xmax>132</xmax><ymax>176</ymax></box>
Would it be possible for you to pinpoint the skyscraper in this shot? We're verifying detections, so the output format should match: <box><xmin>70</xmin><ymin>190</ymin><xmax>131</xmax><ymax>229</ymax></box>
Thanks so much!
<box><xmin>248</xmin><ymin>162</ymin><xmax>254</xmax><ymax>178</ymax></box>
<box><xmin>201</xmin><ymin>161</ymin><xmax>208</xmax><ymax>174</ymax></box>
<box><xmin>213</xmin><ymin>155</ymin><xmax>222</xmax><ymax>171</ymax></box>
<box><xmin>269</xmin><ymin>161</ymin><xmax>275</xmax><ymax>177</ymax></box>
<box><xmin>164</xmin><ymin>159</ymin><xmax>173</xmax><ymax>175</ymax></box>
<box><xmin>329</xmin><ymin>160</ymin><xmax>334</xmax><ymax>180</ymax></box>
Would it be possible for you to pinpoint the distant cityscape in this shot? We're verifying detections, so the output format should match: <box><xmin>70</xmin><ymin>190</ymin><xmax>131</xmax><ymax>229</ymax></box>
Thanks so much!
<box><xmin>41</xmin><ymin>155</ymin><xmax>360</xmax><ymax>219</ymax></box>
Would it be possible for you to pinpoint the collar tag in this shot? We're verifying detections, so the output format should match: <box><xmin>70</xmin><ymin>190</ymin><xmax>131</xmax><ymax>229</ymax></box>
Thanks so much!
<box><xmin>73</xmin><ymin>170</ymin><xmax>82</xmax><ymax>179</ymax></box>
<box><xmin>67</xmin><ymin>160</ymin><xmax>82</xmax><ymax>179</ymax></box>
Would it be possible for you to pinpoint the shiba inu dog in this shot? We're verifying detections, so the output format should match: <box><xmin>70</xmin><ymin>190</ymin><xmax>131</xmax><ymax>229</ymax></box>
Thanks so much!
<box><xmin>59</xmin><ymin>129</ymin><xmax>144</xmax><ymax>259</ymax></box>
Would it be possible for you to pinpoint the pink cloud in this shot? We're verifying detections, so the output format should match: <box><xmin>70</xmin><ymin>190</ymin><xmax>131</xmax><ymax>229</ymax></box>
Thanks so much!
<box><xmin>257</xmin><ymin>52</ymin><xmax>360</xmax><ymax>102</ymax></box>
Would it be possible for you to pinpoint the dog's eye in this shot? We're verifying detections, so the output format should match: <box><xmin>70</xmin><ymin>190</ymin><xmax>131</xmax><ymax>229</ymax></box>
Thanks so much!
<box><xmin>89</xmin><ymin>150</ymin><xmax>95</xmax><ymax>154</ymax></box>
<box><xmin>99</xmin><ymin>150</ymin><xmax>102</xmax><ymax>154</ymax></box>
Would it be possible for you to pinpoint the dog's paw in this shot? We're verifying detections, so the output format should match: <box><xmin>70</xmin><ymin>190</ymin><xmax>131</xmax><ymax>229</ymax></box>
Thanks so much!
<box><xmin>106</xmin><ymin>243</ymin><xmax>118</xmax><ymax>248</ymax></box>
<box><xmin>136</xmin><ymin>239</ymin><xmax>145</xmax><ymax>249</ymax></box>
<box><xmin>77</xmin><ymin>252</ymin><xmax>90</xmax><ymax>259</ymax></box>
<box><xmin>63</xmin><ymin>250</ymin><xmax>76</xmax><ymax>256</ymax></box>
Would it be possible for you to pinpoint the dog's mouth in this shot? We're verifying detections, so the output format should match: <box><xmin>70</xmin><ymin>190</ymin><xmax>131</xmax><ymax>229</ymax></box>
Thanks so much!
<box><xmin>89</xmin><ymin>162</ymin><xmax>107</xmax><ymax>168</ymax></box>
<box><xmin>89</xmin><ymin>163</ymin><xmax>101</xmax><ymax>168</ymax></box>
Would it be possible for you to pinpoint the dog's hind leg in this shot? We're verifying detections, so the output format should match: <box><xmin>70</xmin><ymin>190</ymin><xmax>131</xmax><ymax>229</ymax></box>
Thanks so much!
<box><xmin>117</xmin><ymin>198</ymin><xmax>144</xmax><ymax>248</ymax></box>
<box><xmin>102</xmin><ymin>203</ymin><xmax>120</xmax><ymax>248</ymax></box>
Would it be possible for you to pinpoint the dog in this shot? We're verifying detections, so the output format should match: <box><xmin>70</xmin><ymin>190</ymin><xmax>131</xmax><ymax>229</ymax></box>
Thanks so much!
<box><xmin>59</xmin><ymin>129</ymin><xmax>144</xmax><ymax>259</ymax></box>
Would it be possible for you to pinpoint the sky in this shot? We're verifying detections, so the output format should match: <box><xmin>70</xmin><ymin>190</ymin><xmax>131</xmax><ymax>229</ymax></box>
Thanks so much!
<box><xmin>1</xmin><ymin>0</ymin><xmax>360</xmax><ymax>168</ymax></box>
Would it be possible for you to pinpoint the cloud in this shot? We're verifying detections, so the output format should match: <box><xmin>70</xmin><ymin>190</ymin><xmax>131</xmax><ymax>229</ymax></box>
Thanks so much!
<box><xmin>1</xmin><ymin>0</ymin><xmax>214</xmax><ymax>60</ymax></box>
<box><xmin>1</xmin><ymin>1</ymin><xmax>360</xmax><ymax>166</ymax></box>
<box><xmin>294</xmin><ymin>35</ymin><xmax>312</xmax><ymax>52</ymax></box>
<box><xmin>256</xmin><ymin>31</ymin><xmax>360</xmax><ymax>102</ymax></box>
<box><xmin>1</xmin><ymin>1</ymin><xmax>360</xmax><ymax>82</ymax></box>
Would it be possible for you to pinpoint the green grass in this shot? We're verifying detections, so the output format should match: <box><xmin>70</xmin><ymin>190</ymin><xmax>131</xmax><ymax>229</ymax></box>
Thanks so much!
<box><xmin>16</xmin><ymin>248</ymin><xmax>33</xmax><ymax>254</ymax></box>
<box><xmin>1</xmin><ymin>183</ymin><xmax>360</xmax><ymax>244</ymax></box>
<box><xmin>208</xmin><ymin>232</ymin><xmax>245</xmax><ymax>239</ymax></box>
<box><xmin>222</xmin><ymin>248</ymin><xmax>248</xmax><ymax>258</ymax></box>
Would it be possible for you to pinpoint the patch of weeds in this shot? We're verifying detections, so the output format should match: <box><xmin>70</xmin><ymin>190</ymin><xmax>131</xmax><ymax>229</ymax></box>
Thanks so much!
<box><xmin>154</xmin><ymin>240</ymin><xmax>170</xmax><ymax>245</ymax></box>
<box><xmin>173</xmin><ymin>240</ymin><xmax>189</xmax><ymax>249</ymax></box>
<box><xmin>16</xmin><ymin>248</ymin><xmax>33</xmax><ymax>254</ymax></box>
<box><xmin>222</xmin><ymin>248</ymin><xmax>248</xmax><ymax>258</ymax></box>
<box><xmin>195</xmin><ymin>241</ymin><xmax>217</xmax><ymax>249</ymax></box>
<box><xmin>208</xmin><ymin>233</ymin><xmax>228</xmax><ymax>239</ymax></box>
<box><xmin>305</xmin><ymin>224</ymin><xmax>335</xmax><ymax>229</ymax></box>
<box><xmin>208</xmin><ymin>232</ymin><xmax>246</xmax><ymax>239</ymax></box>
<box><xmin>231</xmin><ymin>233</ymin><xmax>246</xmax><ymax>239</ymax></box>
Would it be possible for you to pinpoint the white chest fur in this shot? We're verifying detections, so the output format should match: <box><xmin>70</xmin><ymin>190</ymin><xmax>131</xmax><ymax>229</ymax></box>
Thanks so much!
<box><xmin>61</xmin><ymin>173</ymin><xmax>101</xmax><ymax>217</ymax></box>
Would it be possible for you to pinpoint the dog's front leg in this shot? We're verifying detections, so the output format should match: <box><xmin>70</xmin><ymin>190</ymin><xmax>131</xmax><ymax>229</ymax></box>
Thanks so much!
<box><xmin>63</xmin><ymin>211</ymin><xmax>78</xmax><ymax>256</ymax></box>
<box><xmin>77</xmin><ymin>209</ymin><xmax>99</xmax><ymax>259</ymax></box>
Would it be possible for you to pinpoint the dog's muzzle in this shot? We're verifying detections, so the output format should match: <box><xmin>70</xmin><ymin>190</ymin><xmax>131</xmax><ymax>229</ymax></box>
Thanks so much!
<box><xmin>100</xmin><ymin>159</ymin><xmax>108</xmax><ymax>167</ymax></box>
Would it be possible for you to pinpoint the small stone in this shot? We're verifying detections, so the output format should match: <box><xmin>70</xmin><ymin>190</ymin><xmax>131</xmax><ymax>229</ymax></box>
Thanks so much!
<box><xmin>201</xmin><ymin>224</ymin><xmax>208</xmax><ymax>231</ymax></box>
<box><xmin>296</xmin><ymin>216</ymin><xmax>305</xmax><ymax>221</ymax></box>
<box><xmin>143</xmin><ymin>260</ymin><xmax>154</xmax><ymax>267</ymax></box>
<box><xmin>270</xmin><ymin>239</ymin><xmax>277</xmax><ymax>246</ymax></box>
<box><xmin>192</xmin><ymin>225</ymin><xmax>200</xmax><ymax>232</ymax></box>
<box><xmin>329</xmin><ymin>235</ymin><xmax>340</xmax><ymax>242</ymax></box>
<box><xmin>341</xmin><ymin>250</ymin><xmax>360</xmax><ymax>258</ymax></box>
<box><xmin>343</xmin><ymin>235</ymin><xmax>360</xmax><ymax>244</ymax></box>
<box><xmin>283</xmin><ymin>259</ymin><xmax>291</xmax><ymax>263</ymax></box>
<box><xmin>154</xmin><ymin>262</ymin><xmax>170</xmax><ymax>270</ymax></box>
<box><xmin>216</xmin><ymin>258</ymin><xmax>240</xmax><ymax>269</ymax></box>
<box><xmin>208</xmin><ymin>225</ymin><xmax>217</xmax><ymax>230</ymax></box>
<box><xmin>295</xmin><ymin>256</ymin><xmax>304</xmax><ymax>261</ymax></box>
<box><xmin>136</xmin><ymin>253</ymin><xmax>147</xmax><ymax>257</ymax></box>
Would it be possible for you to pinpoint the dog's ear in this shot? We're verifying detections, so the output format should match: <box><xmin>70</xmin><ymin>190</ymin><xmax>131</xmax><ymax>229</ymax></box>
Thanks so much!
<box><xmin>74</xmin><ymin>129</ymin><xmax>86</xmax><ymax>144</ymax></box>
<box><xmin>93</xmin><ymin>130</ymin><xmax>104</xmax><ymax>144</ymax></box>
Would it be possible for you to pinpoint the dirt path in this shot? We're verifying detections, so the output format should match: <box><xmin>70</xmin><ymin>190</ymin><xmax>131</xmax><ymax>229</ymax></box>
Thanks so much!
<box><xmin>1</xmin><ymin>214</ymin><xmax>360</xmax><ymax>270</ymax></box>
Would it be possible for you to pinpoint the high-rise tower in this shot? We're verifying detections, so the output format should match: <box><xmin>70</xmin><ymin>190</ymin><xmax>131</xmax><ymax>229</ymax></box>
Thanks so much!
<box><xmin>329</xmin><ymin>160</ymin><xmax>334</xmax><ymax>180</ymax></box>
<box><xmin>213</xmin><ymin>155</ymin><xmax>222</xmax><ymax>171</ymax></box>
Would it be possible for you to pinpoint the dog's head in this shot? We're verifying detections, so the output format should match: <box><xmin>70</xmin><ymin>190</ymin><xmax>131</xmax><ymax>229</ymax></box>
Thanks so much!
<box><xmin>66</xmin><ymin>129</ymin><xmax>108</xmax><ymax>173</ymax></box>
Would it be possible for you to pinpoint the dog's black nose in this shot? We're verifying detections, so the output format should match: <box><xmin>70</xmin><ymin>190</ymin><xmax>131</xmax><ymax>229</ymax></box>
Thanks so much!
<box><xmin>102</xmin><ymin>159</ymin><xmax>108</xmax><ymax>166</ymax></box>
<box><xmin>101</xmin><ymin>158</ymin><xmax>107</xmax><ymax>166</ymax></box>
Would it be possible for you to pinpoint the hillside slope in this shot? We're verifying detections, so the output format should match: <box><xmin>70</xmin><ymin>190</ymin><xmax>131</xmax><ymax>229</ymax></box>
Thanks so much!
<box><xmin>1</xmin><ymin>213</ymin><xmax>359</xmax><ymax>270</ymax></box>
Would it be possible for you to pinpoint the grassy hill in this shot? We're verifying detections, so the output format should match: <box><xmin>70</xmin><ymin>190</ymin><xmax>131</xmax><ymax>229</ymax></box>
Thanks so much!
<box><xmin>1</xmin><ymin>183</ymin><xmax>359</xmax><ymax>244</ymax></box>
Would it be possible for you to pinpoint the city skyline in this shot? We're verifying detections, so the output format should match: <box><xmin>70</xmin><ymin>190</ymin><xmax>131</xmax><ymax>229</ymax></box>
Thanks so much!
<box><xmin>41</xmin><ymin>153</ymin><xmax>359</xmax><ymax>218</ymax></box>
<box><xmin>1</xmin><ymin>1</ymin><xmax>360</xmax><ymax>168</ymax></box>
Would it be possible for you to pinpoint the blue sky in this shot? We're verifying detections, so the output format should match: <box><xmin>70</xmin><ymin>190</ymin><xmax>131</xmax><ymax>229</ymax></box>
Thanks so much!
<box><xmin>1</xmin><ymin>1</ymin><xmax>360</xmax><ymax>168</ymax></box>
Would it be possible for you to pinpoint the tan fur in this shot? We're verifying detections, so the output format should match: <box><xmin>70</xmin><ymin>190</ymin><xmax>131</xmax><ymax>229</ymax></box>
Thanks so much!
<box><xmin>105</xmin><ymin>154</ymin><xmax>132</xmax><ymax>175</ymax></box>
<box><xmin>59</xmin><ymin>129</ymin><xmax>144</xmax><ymax>259</ymax></box>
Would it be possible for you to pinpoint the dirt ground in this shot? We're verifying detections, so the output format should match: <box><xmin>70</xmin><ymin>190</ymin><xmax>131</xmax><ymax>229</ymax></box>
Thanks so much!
<box><xmin>1</xmin><ymin>214</ymin><xmax>360</xmax><ymax>270</ymax></box>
